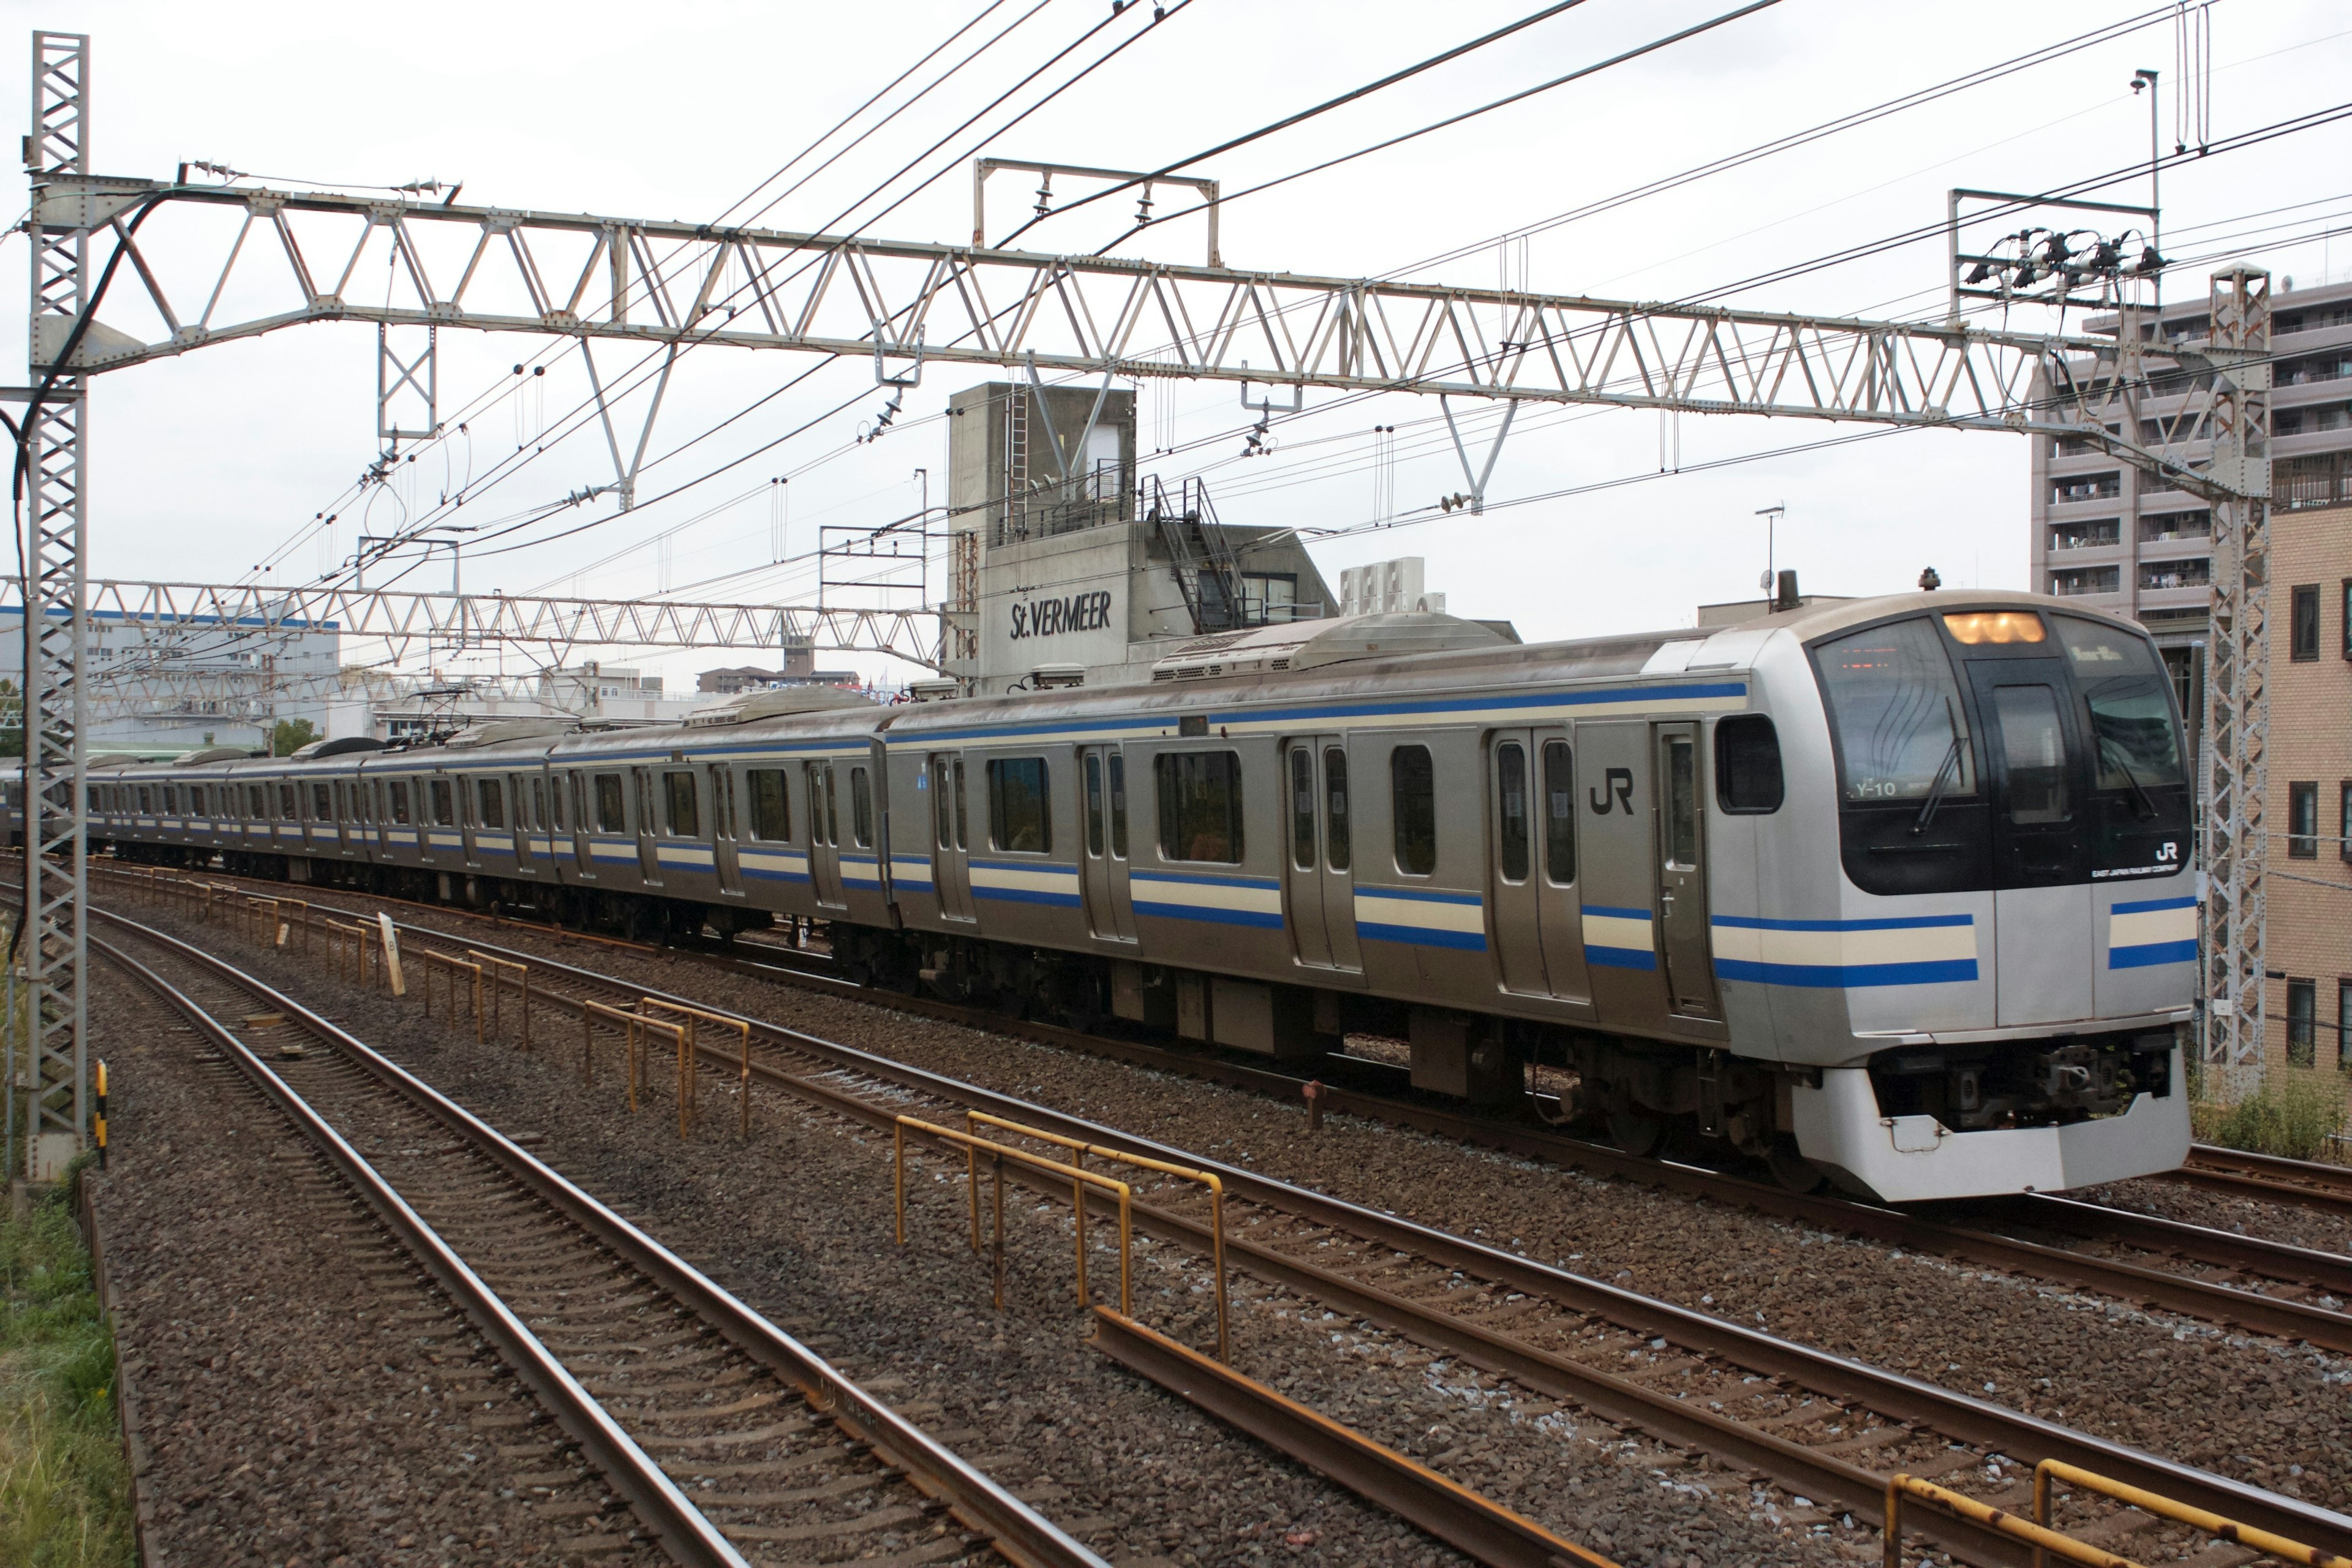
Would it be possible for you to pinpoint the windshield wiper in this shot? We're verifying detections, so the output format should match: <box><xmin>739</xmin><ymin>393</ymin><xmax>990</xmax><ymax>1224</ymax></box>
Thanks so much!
<box><xmin>2105</xmin><ymin>742</ymin><xmax>2160</xmax><ymax>820</ymax></box>
<box><xmin>1911</xmin><ymin>734</ymin><xmax>1964</xmax><ymax>835</ymax></box>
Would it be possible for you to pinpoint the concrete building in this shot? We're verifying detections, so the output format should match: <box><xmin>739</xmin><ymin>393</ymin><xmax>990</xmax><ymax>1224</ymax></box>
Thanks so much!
<box><xmin>946</xmin><ymin>381</ymin><xmax>1339</xmax><ymax>693</ymax></box>
<box><xmin>2030</xmin><ymin>274</ymin><xmax>2352</xmax><ymax>739</ymax></box>
<box><xmin>698</xmin><ymin>636</ymin><xmax>858</xmax><ymax>693</ymax></box>
<box><xmin>2262</xmin><ymin>497</ymin><xmax>2352</xmax><ymax>1097</ymax></box>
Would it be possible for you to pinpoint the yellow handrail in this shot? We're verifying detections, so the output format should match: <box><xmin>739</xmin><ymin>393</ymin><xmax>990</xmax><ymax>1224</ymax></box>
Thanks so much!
<box><xmin>894</xmin><ymin>1115</ymin><xmax>1132</xmax><ymax>1316</ymax></box>
<box><xmin>2033</xmin><ymin>1461</ymin><xmax>2351</xmax><ymax>1568</ymax></box>
<box><xmin>639</xmin><ymin>998</ymin><xmax>753</xmax><ymax>1141</ymax></box>
<box><xmin>962</xmin><ymin>1109</ymin><xmax>1230</xmax><ymax>1362</ymax></box>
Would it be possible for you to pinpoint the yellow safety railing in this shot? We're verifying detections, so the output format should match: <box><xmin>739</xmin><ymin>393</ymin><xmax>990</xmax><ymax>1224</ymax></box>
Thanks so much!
<box><xmin>2032</xmin><ymin>1461</ymin><xmax>2348</xmax><ymax>1568</ymax></box>
<box><xmin>322</xmin><ymin>918</ymin><xmax>375</xmax><ymax>989</ymax></box>
<box><xmin>639</xmin><ymin>998</ymin><xmax>753</xmax><ymax>1141</ymax></box>
<box><xmin>963</xmin><ymin>1109</ymin><xmax>1230</xmax><ymax>1362</ymax></box>
<box><xmin>415</xmin><ymin>949</ymin><xmax>483</xmax><ymax>1041</ymax></box>
<box><xmin>577</xmin><ymin>998</ymin><xmax>681</xmax><ymax>1116</ymax></box>
<box><xmin>1885</xmin><ymin>1464</ymin><xmax>2352</xmax><ymax>1568</ymax></box>
<box><xmin>894</xmin><ymin>1115</ymin><xmax>1133</xmax><ymax>1316</ymax></box>
<box><xmin>467</xmin><ymin>950</ymin><xmax>532</xmax><ymax>1052</ymax></box>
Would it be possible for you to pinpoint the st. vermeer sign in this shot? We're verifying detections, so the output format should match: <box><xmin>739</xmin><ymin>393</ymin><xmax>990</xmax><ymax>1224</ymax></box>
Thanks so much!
<box><xmin>1008</xmin><ymin>590</ymin><xmax>1114</xmax><ymax>640</ymax></box>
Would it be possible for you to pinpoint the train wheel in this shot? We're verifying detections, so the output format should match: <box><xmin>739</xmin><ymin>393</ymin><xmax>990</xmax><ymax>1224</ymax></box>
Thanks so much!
<box><xmin>1767</xmin><ymin>1139</ymin><xmax>1826</xmax><ymax>1193</ymax></box>
<box><xmin>1607</xmin><ymin>1110</ymin><xmax>1665</xmax><ymax>1158</ymax></box>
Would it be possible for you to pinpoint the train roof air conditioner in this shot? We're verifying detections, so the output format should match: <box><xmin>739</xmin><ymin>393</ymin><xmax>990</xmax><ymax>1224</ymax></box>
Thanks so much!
<box><xmin>1149</xmin><ymin>612</ymin><xmax>1506</xmax><ymax>682</ymax></box>
<box><xmin>684</xmin><ymin>685</ymin><xmax>878</xmax><ymax>727</ymax></box>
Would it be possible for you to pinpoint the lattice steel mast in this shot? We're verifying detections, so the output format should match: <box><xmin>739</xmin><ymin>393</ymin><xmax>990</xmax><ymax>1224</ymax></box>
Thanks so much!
<box><xmin>20</xmin><ymin>30</ymin><xmax>89</xmax><ymax>1178</ymax></box>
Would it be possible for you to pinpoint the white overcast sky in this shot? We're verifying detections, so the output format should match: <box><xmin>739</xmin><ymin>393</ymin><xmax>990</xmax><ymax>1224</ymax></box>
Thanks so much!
<box><xmin>2</xmin><ymin>0</ymin><xmax>2348</xmax><ymax>690</ymax></box>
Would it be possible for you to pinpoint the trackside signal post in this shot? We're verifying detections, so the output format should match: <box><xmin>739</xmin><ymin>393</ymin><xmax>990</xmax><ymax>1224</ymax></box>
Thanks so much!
<box><xmin>17</xmin><ymin>31</ymin><xmax>2276</xmax><ymax>1162</ymax></box>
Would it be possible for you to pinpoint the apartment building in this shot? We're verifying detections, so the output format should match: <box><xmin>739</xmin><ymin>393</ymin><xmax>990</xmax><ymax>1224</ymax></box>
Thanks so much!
<box><xmin>2031</xmin><ymin>276</ymin><xmax>2352</xmax><ymax>1086</ymax></box>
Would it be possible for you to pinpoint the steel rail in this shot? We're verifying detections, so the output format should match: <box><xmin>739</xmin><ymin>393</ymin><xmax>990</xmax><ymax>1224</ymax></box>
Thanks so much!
<box><xmin>83</xmin><ymin>930</ymin><xmax>754</xmax><ymax>1568</ymax></box>
<box><xmin>85</xmin><ymin>905</ymin><xmax>1112</xmax><ymax>1568</ymax></box>
<box><xmin>181</xmin><ymin>889</ymin><xmax>2351</xmax><ymax>1567</ymax></box>
<box><xmin>1088</xmin><ymin>1307</ymin><xmax>1618</xmax><ymax>1568</ymax></box>
<box><xmin>2173</xmin><ymin>1147</ymin><xmax>2352</xmax><ymax>1219</ymax></box>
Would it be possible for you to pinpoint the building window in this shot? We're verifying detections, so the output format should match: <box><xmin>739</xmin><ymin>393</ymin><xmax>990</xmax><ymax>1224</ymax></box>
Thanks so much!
<box><xmin>663</xmin><ymin>771</ymin><xmax>698</xmax><ymax>837</ymax></box>
<box><xmin>2340</xmin><ymin>980</ymin><xmax>2352</xmax><ymax>1071</ymax></box>
<box><xmin>1392</xmin><ymin>745</ymin><xmax>1436</xmax><ymax>875</ymax></box>
<box><xmin>2343</xmin><ymin>580</ymin><xmax>2352</xmax><ymax>659</ymax></box>
<box><xmin>1153</xmin><ymin>752</ymin><xmax>1242</xmax><ymax>864</ymax></box>
<box><xmin>747</xmin><ymin>769</ymin><xmax>790</xmax><ymax>842</ymax></box>
<box><xmin>2287</xmin><ymin>978</ymin><xmax>2317</xmax><ymax>1069</ymax></box>
<box><xmin>987</xmin><ymin>757</ymin><xmax>1052</xmax><ymax>854</ymax></box>
<box><xmin>2290</xmin><ymin>782</ymin><xmax>2319</xmax><ymax>858</ymax></box>
<box><xmin>2292</xmin><ymin>584</ymin><xmax>2321</xmax><ymax>661</ymax></box>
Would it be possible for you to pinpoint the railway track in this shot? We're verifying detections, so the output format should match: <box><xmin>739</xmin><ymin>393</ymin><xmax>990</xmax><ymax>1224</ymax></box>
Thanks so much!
<box><xmin>94</xmin><ymin>871</ymin><xmax>2352</xmax><ymax>1568</ymax></box>
<box><xmin>2172</xmin><ymin>1145</ymin><xmax>2352</xmax><ymax>1220</ymax></box>
<box><xmin>84</xmin><ymin>905</ymin><xmax>1109</xmax><ymax>1568</ymax></box>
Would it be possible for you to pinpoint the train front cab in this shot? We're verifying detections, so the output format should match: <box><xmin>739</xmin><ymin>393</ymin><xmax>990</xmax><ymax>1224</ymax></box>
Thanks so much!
<box><xmin>1743</xmin><ymin>593</ymin><xmax>2193</xmax><ymax>1201</ymax></box>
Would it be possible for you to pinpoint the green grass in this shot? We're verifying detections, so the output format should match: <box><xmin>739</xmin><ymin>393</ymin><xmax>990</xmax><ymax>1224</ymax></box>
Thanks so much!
<box><xmin>0</xmin><ymin>1168</ymin><xmax>133</xmax><ymax>1568</ymax></box>
<box><xmin>2193</xmin><ymin>1068</ymin><xmax>2350</xmax><ymax>1163</ymax></box>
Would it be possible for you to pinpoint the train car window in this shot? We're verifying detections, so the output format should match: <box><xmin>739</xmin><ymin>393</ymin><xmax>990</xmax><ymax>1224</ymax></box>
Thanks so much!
<box><xmin>1664</xmin><ymin>736</ymin><xmax>1700</xmax><ymax>867</ymax></box>
<box><xmin>135</xmin><ymin>786</ymin><xmax>151</xmax><ymax>814</ymax></box>
<box><xmin>664</xmin><ymin>771</ymin><xmax>698</xmax><ymax>838</ymax></box>
<box><xmin>552</xmin><ymin>775</ymin><xmax>571</xmax><ymax>832</ymax></box>
<box><xmin>953</xmin><ymin>760</ymin><xmax>969</xmax><ymax>850</ymax></box>
<box><xmin>532</xmin><ymin>777</ymin><xmax>548</xmax><ymax>831</ymax></box>
<box><xmin>1989</xmin><ymin>687</ymin><xmax>2069</xmax><ymax>824</ymax></box>
<box><xmin>478</xmin><ymin>778</ymin><xmax>506</xmax><ymax>829</ymax></box>
<box><xmin>933</xmin><ymin>759</ymin><xmax>953</xmax><ymax>848</ymax></box>
<box><xmin>1155</xmin><ymin>751</ymin><xmax>1242</xmax><ymax>864</ymax></box>
<box><xmin>1540</xmin><ymin>742</ymin><xmax>1574</xmax><ymax>883</ymax></box>
<box><xmin>989</xmin><ymin>757</ymin><xmax>1052</xmax><ymax>854</ymax></box>
<box><xmin>1391</xmin><ymin>745</ymin><xmax>1436</xmax><ymax>875</ymax></box>
<box><xmin>820</xmin><ymin>767</ymin><xmax>839</xmax><ymax>846</ymax></box>
<box><xmin>1812</xmin><ymin>619</ymin><xmax>1974</xmax><ymax>801</ymax></box>
<box><xmin>1713</xmin><ymin>716</ymin><xmax>1784</xmax><ymax>814</ymax></box>
<box><xmin>1109</xmin><ymin>755</ymin><xmax>1128</xmax><ymax>859</ymax></box>
<box><xmin>311</xmin><ymin>782</ymin><xmax>330</xmax><ymax>820</ymax></box>
<box><xmin>595</xmin><ymin>773</ymin><xmax>626</xmax><ymax>834</ymax></box>
<box><xmin>1497</xmin><ymin>742</ymin><xmax>1531</xmax><ymax>881</ymax></box>
<box><xmin>424</xmin><ymin>778</ymin><xmax>451</xmax><ymax>826</ymax></box>
<box><xmin>2052</xmin><ymin>617</ymin><xmax>2185</xmax><ymax>790</ymax></box>
<box><xmin>247</xmin><ymin>785</ymin><xmax>267</xmax><ymax>818</ymax></box>
<box><xmin>1289</xmin><ymin>750</ymin><xmax>1315</xmax><ymax>870</ymax></box>
<box><xmin>850</xmin><ymin>767</ymin><xmax>874</xmax><ymax>848</ymax></box>
<box><xmin>279</xmin><ymin>783</ymin><xmax>298</xmax><ymax>819</ymax></box>
<box><xmin>389</xmin><ymin>781</ymin><xmax>412</xmax><ymax>824</ymax></box>
<box><xmin>1322</xmin><ymin>748</ymin><xmax>1349</xmax><ymax>872</ymax></box>
<box><xmin>1085</xmin><ymin>755</ymin><xmax>1106</xmax><ymax>858</ymax></box>
<box><xmin>747</xmin><ymin>769</ymin><xmax>790</xmax><ymax>841</ymax></box>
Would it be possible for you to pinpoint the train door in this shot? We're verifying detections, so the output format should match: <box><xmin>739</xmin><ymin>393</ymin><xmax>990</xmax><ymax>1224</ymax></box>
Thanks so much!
<box><xmin>1078</xmin><ymin>746</ymin><xmax>1136</xmax><ymax>943</ymax></box>
<box><xmin>930</xmin><ymin>755</ymin><xmax>975</xmax><ymax>922</ymax></box>
<box><xmin>631</xmin><ymin>769</ymin><xmax>661</xmax><ymax>882</ymax></box>
<box><xmin>1572</xmin><ymin>720</ymin><xmax>1670</xmax><ymax>1031</ymax></box>
<box><xmin>1966</xmin><ymin>656</ymin><xmax>2094</xmax><ymax>1026</ymax></box>
<box><xmin>708</xmin><ymin>764</ymin><xmax>744</xmax><ymax>898</ymax></box>
<box><xmin>508</xmin><ymin>773</ymin><xmax>533</xmax><ymax>868</ymax></box>
<box><xmin>1654</xmin><ymin>722</ymin><xmax>1719</xmax><ymax>1019</ymax></box>
<box><xmin>804</xmin><ymin>761</ymin><xmax>845</xmax><ymax>909</ymax></box>
<box><xmin>567</xmin><ymin>772</ymin><xmax>595</xmax><ymax>876</ymax></box>
<box><xmin>1490</xmin><ymin>728</ymin><xmax>1595</xmax><ymax>1002</ymax></box>
<box><xmin>1281</xmin><ymin>737</ymin><xmax>1362</xmax><ymax>974</ymax></box>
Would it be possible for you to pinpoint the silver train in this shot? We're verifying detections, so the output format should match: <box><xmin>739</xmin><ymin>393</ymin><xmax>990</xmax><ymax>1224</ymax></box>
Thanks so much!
<box><xmin>63</xmin><ymin>589</ymin><xmax>2196</xmax><ymax>1202</ymax></box>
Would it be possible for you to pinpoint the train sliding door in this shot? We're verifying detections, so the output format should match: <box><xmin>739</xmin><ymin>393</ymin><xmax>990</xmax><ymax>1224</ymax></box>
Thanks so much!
<box><xmin>929</xmin><ymin>755</ymin><xmax>975</xmax><ymax>922</ymax></box>
<box><xmin>707</xmin><ymin>764</ymin><xmax>744</xmax><ymax>899</ymax></box>
<box><xmin>1485</xmin><ymin>729</ymin><xmax>1588</xmax><ymax>1003</ymax></box>
<box><xmin>1281</xmin><ymin>737</ymin><xmax>1362</xmax><ymax>976</ymax></box>
<box><xmin>804</xmin><ymin>761</ymin><xmax>845</xmax><ymax>910</ymax></box>
<box><xmin>1078</xmin><ymin>746</ymin><xmax>1136</xmax><ymax>943</ymax></box>
<box><xmin>1653</xmin><ymin>722</ymin><xmax>1719</xmax><ymax>1019</ymax></box>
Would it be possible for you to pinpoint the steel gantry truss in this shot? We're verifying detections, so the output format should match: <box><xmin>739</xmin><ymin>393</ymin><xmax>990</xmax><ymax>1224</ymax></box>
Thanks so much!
<box><xmin>17</xmin><ymin>31</ymin><xmax>2277</xmax><ymax>1169</ymax></box>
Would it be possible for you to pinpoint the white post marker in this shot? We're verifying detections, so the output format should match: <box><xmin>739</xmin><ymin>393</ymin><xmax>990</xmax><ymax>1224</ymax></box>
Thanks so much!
<box><xmin>379</xmin><ymin>914</ymin><xmax>406</xmax><ymax>996</ymax></box>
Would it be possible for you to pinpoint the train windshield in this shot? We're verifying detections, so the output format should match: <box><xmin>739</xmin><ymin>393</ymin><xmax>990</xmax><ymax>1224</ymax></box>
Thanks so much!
<box><xmin>2052</xmin><ymin>616</ymin><xmax>2185</xmax><ymax>789</ymax></box>
<box><xmin>1812</xmin><ymin>618</ymin><xmax>1975</xmax><ymax>802</ymax></box>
